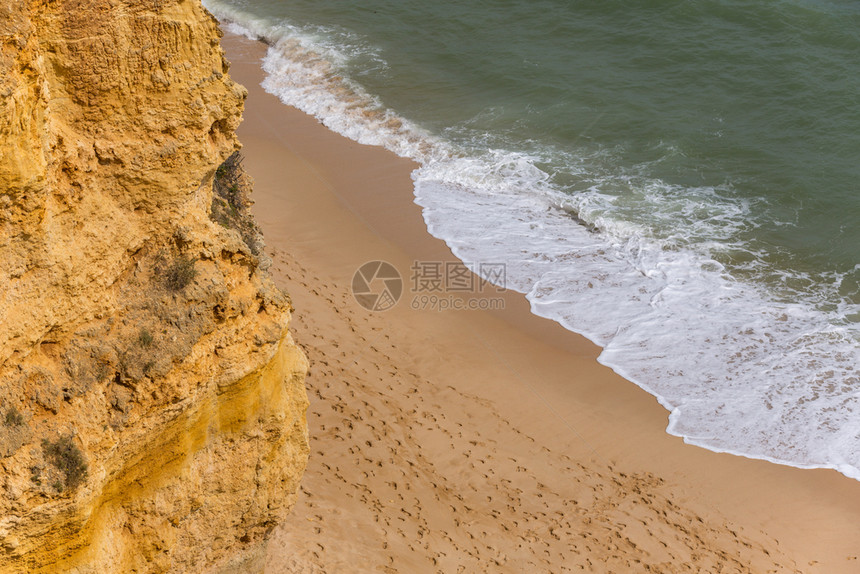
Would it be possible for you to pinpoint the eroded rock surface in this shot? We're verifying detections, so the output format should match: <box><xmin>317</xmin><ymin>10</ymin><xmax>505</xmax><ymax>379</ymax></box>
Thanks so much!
<box><xmin>0</xmin><ymin>1</ymin><xmax>309</xmax><ymax>571</ymax></box>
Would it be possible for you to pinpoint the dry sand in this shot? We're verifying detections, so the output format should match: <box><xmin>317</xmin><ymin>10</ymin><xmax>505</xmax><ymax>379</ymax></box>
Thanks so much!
<box><xmin>221</xmin><ymin>33</ymin><xmax>860</xmax><ymax>573</ymax></box>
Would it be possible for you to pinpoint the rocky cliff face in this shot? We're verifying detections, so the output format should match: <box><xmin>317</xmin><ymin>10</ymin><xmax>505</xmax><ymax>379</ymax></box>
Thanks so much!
<box><xmin>0</xmin><ymin>1</ymin><xmax>309</xmax><ymax>572</ymax></box>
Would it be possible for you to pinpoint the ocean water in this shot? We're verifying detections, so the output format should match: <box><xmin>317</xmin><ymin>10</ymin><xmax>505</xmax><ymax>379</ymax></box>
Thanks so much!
<box><xmin>203</xmin><ymin>0</ymin><xmax>860</xmax><ymax>479</ymax></box>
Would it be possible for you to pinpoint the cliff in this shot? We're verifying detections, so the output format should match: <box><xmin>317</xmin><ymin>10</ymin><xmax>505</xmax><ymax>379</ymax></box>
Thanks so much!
<box><xmin>0</xmin><ymin>1</ymin><xmax>309</xmax><ymax>572</ymax></box>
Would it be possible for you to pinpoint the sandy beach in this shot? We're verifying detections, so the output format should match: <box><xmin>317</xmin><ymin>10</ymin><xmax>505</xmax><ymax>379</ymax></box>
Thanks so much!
<box><xmin>221</xmin><ymin>32</ymin><xmax>860</xmax><ymax>573</ymax></box>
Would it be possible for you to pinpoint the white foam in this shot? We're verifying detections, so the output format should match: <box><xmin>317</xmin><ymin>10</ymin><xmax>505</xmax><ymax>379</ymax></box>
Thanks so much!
<box><xmin>206</xmin><ymin>3</ymin><xmax>860</xmax><ymax>481</ymax></box>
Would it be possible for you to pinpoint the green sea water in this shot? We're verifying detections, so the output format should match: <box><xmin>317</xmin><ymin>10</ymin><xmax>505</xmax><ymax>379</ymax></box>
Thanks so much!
<box><xmin>217</xmin><ymin>0</ymin><xmax>860</xmax><ymax>285</ymax></box>
<box><xmin>205</xmin><ymin>0</ymin><xmax>860</xmax><ymax>477</ymax></box>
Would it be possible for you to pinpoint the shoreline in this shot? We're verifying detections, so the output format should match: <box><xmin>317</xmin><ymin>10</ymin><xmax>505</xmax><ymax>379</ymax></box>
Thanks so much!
<box><xmin>213</xmin><ymin>15</ymin><xmax>860</xmax><ymax>483</ymax></box>
<box><xmin>223</xmin><ymin>31</ymin><xmax>860</xmax><ymax>573</ymax></box>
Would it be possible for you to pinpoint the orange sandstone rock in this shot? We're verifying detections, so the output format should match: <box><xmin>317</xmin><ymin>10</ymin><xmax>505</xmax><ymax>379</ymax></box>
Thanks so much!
<box><xmin>0</xmin><ymin>1</ymin><xmax>309</xmax><ymax>572</ymax></box>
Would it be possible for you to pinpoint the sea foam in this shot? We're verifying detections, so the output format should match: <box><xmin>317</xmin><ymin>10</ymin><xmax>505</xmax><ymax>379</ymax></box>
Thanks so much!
<box><xmin>205</xmin><ymin>2</ymin><xmax>860</xmax><ymax>480</ymax></box>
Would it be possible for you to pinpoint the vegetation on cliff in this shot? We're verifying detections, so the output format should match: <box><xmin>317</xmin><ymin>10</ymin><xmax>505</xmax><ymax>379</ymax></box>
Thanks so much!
<box><xmin>210</xmin><ymin>151</ymin><xmax>263</xmax><ymax>256</ymax></box>
<box><xmin>40</xmin><ymin>436</ymin><xmax>88</xmax><ymax>492</ymax></box>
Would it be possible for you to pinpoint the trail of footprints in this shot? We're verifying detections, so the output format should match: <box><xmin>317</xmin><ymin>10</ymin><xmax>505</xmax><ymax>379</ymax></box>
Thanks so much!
<box><xmin>266</xmin><ymin>249</ymin><xmax>798</xmax><ymax>573</ymax></box>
